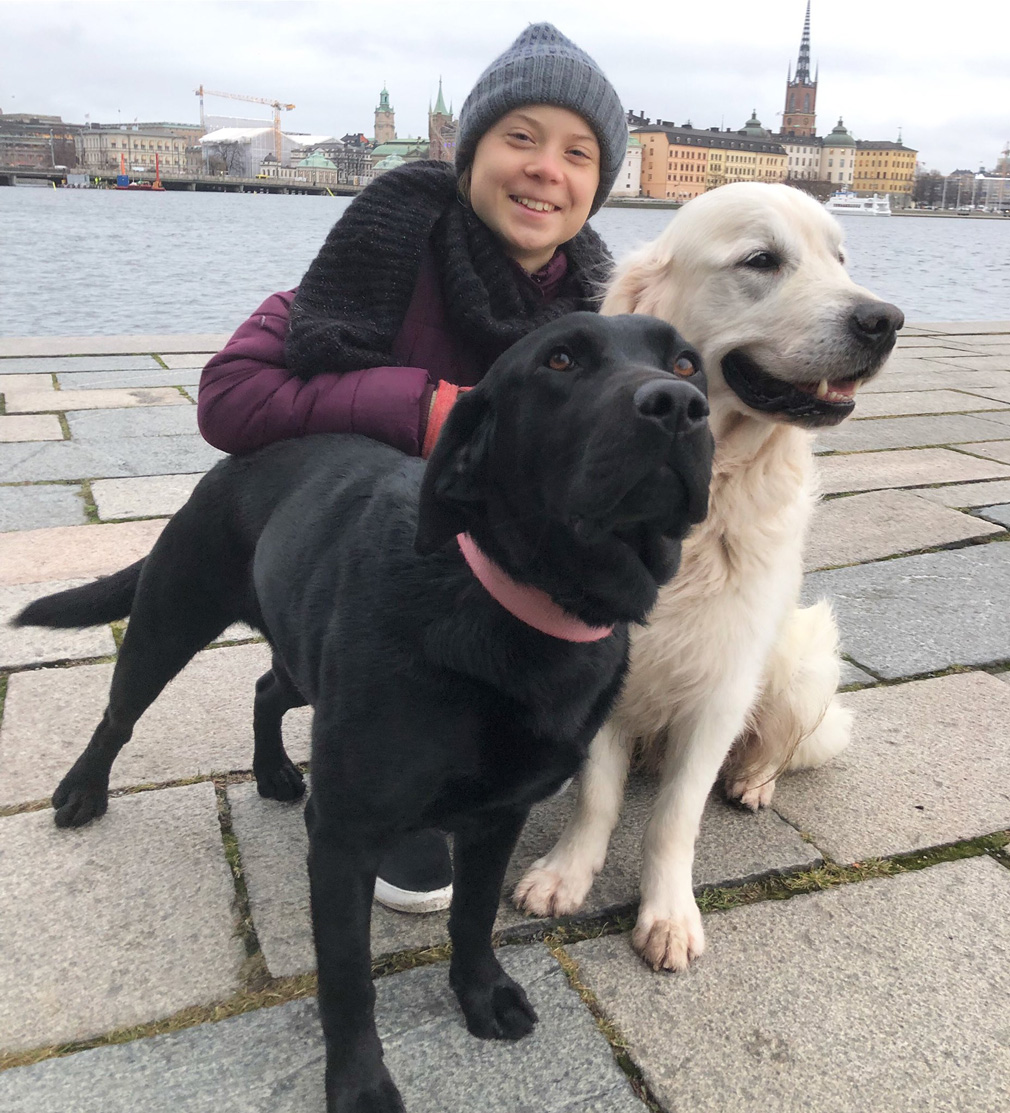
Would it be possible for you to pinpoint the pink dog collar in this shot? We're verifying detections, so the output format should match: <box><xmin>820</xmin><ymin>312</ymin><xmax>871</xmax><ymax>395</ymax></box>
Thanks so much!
<box><xmin>457</xmin><ymin>532</ymin><xmax>614</xmax><ymax>643</ymax></box>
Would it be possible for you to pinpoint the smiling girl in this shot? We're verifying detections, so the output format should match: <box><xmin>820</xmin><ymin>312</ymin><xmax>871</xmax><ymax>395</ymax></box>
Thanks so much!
<box><xmin>197</xmin><ymin>23</ymin><xmax>628</xmax><ymax>913</ymax></box>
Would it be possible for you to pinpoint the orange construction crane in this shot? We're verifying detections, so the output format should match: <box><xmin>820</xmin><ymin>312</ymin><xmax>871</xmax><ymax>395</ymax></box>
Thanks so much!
<box><xmin>195</xmin><ymin>85</ymin><xmax>295</xmax><ymax>163</ymax></box>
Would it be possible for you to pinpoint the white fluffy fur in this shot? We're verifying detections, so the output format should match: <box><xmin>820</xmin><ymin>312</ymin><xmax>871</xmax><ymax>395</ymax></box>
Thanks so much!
<box><xmin>515</xmin><ymin>183</ymin><xmax>890</xmax><ymax>971</ymax></box>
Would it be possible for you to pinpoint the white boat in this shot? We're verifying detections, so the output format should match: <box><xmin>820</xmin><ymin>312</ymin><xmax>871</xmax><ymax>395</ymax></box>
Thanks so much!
<box><xmin>824</xmin><ymin>191</ymin><xmax>891</xmax><ymax>216</ymax></box>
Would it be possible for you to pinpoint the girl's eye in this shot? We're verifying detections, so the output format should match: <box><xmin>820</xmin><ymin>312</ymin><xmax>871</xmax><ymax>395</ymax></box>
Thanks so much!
<box><xmin>508</xmin><ymin>131</ymin><xmax>533</xmax><ymax>143</ymax></box>
<box><xmin>547</xmin><ymin>350</ymin><xmax>574</xmax><ymax>371</ymax></box>
<box><xmin>673</xmin><ymin>355</ymin><xmax>696</xmax><ymax>377</ymax></box>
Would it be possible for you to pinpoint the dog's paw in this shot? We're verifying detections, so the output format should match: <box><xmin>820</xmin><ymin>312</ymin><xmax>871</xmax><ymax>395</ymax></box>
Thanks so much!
<box><xmin>454</xmin><ymin>971</ymin><xmax>539</xmax><ymax>1041</ymax></box>
<box><xmin>52</xmin><ymin>779</ymin><xmax>109</xmax><ymax>828</ymax></box>
<box><xmin>513</xmin><ymin>861</ymin><xmax>592</xmax><ymax>917</ymax></box>
<box><xmin>631</xmin><ymin>904</ymin><xmax>705</xmax><ymax>972</ymax></box>
<box><xmin>725</xmin><ymin>772</ymin><xmax>777</xmax><ymax>811</ymax></box>
<box><xmin>329</xmin><ymin>1070</ymin><xmax>405</xmax><ymax>1113</ymax></box>
<box><xmin>254</xmin><ymin>758</ymin><xmax>306</xmax><ymax>802</ymax></box>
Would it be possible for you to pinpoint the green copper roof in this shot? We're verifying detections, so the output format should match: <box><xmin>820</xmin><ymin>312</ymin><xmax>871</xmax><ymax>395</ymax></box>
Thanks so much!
<box><xmin>298</xmin><ymin>151</ymin><xmax>337</xmax><ymax>169</ymax></box>
<box><xmin>433</xmin><ymin>77</ymin><xmax>449</xmax><ymax>117</ymax></box>
<box><xmin>825</xmin><ymin>117</ymin><xmax>855</xmax><ymax>147</ymax></box>
<box><xmin>740</xmin><ymin>110</ymin><xmax>770</xmax><ymax>138</ymax></box>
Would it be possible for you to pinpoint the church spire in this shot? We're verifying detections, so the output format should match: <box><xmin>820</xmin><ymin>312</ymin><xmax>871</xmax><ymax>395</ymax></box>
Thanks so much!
<box><xmin>433</xmin><ymin>76</ymin><xmax>448</xmax><ymax>117</ymax></box>
<box><xmin>796</xmin><ymin>1</ymin><xmax>812</xmax><ymax>85</ymax></box>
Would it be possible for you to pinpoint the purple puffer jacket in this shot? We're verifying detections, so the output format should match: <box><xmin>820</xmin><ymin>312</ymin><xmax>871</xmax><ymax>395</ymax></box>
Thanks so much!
<box><xmin>198</xmin><ymin>249</ymin><xmax>568</xmax><ymax>457</ymax></box>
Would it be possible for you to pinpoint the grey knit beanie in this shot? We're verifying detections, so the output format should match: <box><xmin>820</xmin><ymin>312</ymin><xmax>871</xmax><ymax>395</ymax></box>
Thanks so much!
<box><xmin>456</xmin><ymin>23</ymin><xmax>627</xmax><ymax>215</ymax></box>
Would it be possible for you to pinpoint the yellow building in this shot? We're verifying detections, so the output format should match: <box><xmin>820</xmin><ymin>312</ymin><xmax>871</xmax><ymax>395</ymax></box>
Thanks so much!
<box><xmin>635</xmin><ymin>120</ymin><xmax>786</xmax><ymax>201</ymax></box>
<box><xmin>853</xmin><ymin>139</ymin><xmax>918</xmax><ymax>203</ymax></box>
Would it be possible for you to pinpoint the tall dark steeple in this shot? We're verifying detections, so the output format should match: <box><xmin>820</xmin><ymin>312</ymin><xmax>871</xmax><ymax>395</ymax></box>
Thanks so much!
<box><xmin>782</xmin><ymin>2</ymin><xmax>818</xmax><ymax>138</ymax></box>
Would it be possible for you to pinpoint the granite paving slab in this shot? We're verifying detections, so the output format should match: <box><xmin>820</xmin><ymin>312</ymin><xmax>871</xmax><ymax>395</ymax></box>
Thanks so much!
<box><xmin>0</xmin><ymin>335</ymin><xmax>231</xmax><ymax>358</ymax></box>
<box><xmin>229</xmin><ymin>773</ymin><xmax>819</xmax><ymax>977</ymax></box>
<box><xmin>957</xmin><ymin>439</ymin><xmax>1010</xmax><ymax>464</ymax></box>
<box><xmin>885</xmin><ymin>344</ymin><xmax>973</xmax><ymax>358</ymax></box>
<box><xmin>0</xmin><ymin>783</ymin><xmax>244</xmax><ymax>1053</ymax></box>
<box><xmin>0</xmin><ymin>435</ymin><xmax>225</xmax><ymax>481</ymax></box>
<box><xmin>0</xmin><ymin>947</ymin><xmax>646</xmax><ymax>1113</ymax></box>
<box><xmin>0</xmin><ymin>414</ymin><xmax>64</xmax><ymax>442</ymax></box>
<box><xmin>0</xmin><ymin>355</ymin><xmax>162</xmax><ymax>374</ymax></box>
<box><xmin>956</xmin><ymin>384</ymin><xmax>1010</xmax><ymax>404</ymax></box>
<box><xmin>158</xmin><ymin>353</ymin><xmax>212</xmax><ymax>370</ymax></box>
<box><xmin>978</xmin><ymin>503</ymin><xmax>1010</xmax><ymax>527</ymax></box>
<box><xmin>1</xmin><ymin>372</ymin><xmax>57</xmax><ymax>394</ymax></box>
<box><xmin>0</xmin><ymin>579</ymin><xmax>117</xmax><ymax>668</ymax></box>
<box><xmin>0</xmin><ymin>642</ymin><xmax>311</xmax><ymax>807</ymax></box>
<box><xmin>838</xmin><ymin>660</ymin><xmax>877</xmax><ymax>687</ymax></box>
<box><xmin>6</xmin><ymin>388</ymin><xmax>187</xmax><ymax>415</ymax></box>
<box><xmin>930</xmin><ymin>353</ymin><xmax>1010</xmax><ymax>371</ymax></box>
<box><xmin>815</xmin><ymin>446</ymin><xmax>1010</xmax><ymax>495</ymax></box>
<box><xmin>914</xmin><ymin>477</ymin><xmax>1010</xmax><ymax>507</ymax></box>
<box><xmin>773</xmin><ymin>672</ymin><xmax>1010</xmax><ymax>862</ymax></box>
<box><xmin>909</xmin><ymin>319</ymin><xmax>1010</xmax><ymax>333</ymax></box>
<box><xmin>0</xmin><ymin>519</ymin><xmax>165</xmax><ymax>585</ymax></box>
<box><xmin>91</xmin><ymin>474</ymin><xmax>203</xmax><ymax>520</ymax></box>
<box><xmin>0</xmin><ymin>483</ymin><xmax>87</xmax><ymax>533</ymax></box>
<box><xmin>849</xmin><ymin>388</ymin><xmax>1010</xmax><ymax>418</ymax></box>
<box><xmin>814</xmin><ymin>412</ymin><xmax>1010</xmax><ymax>454</ymax></box>
<box><xmin>570</xmin><ymin>856</ymin><xmax>1010</xmax><ymax>1113</ymax></box>
<box><xmin>58</xmin><ymin>368</ymin><xmax>202</xmax><ymax>390</ymax></box>
<box><xmin>803</xmin><ymin>542</ymin><xmax>1010</xmax><ymax>678</ymax></box>
<box><xmin>804</xmin><ymin>489</ymin><xmax>1003</xmax><ymax>571</ymax></box>
<box><xmin>66</xmin><ymin>405</ymin><xmax>199</xmax><ymax>441</ymax></box>
<box><xmin>862</xmin><ymin>369</ymin><xmax>1010</xmax><ymax>394</ymax></box>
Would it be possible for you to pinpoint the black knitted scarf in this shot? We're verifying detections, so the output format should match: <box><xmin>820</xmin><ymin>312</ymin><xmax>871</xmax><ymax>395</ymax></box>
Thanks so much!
<box><xmin>285</xmin><ymin>160</ymin><xmax>613</xmax><ymax>379</ymax></box>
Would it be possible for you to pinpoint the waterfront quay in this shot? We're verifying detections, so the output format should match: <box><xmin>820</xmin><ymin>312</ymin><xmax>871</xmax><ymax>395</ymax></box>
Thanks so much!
<box><xmin>1</xmin><ymin>324</ymin><xmax>1009</xmax><ymax>1111</ymax></box>
<box><xmin>0</xmin><ymin>167</ymin><xmax>361</xmax><ymax>195</ymax></box>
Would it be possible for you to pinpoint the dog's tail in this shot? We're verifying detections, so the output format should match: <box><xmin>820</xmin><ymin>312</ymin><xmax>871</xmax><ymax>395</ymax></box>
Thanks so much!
<box><xmin>12</xmin><ymin>559</ymin><xmax>144</xmax><ymax>629</ymax></box>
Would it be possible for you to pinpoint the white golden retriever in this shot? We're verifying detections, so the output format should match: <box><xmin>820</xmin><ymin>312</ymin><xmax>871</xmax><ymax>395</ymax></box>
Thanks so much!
<box><xmin>515</xmin><ymin>183</ymin><xmax>903</xmax><ymax>971</ymax></box>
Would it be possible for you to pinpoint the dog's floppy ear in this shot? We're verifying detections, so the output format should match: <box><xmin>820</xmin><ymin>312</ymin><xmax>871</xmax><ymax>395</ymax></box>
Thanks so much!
<box><xmin>415</xmin><ymin>388</ymin><xmax>494</xmax><ymax>555</ymax></box>
<box><xmin>600</xmin><ymin>249</ymin><xmax>669</xmax><ymax>316</ymax></box>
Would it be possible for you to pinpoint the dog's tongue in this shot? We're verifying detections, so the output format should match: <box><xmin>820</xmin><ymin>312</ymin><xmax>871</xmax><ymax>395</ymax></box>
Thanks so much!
<box><xmin>795</xmin><ymin>378</ymin><xmax>859</xmax><ymax>403</ymax></box>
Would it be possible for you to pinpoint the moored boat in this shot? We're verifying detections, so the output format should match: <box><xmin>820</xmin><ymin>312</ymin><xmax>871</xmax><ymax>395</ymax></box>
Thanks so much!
<box><xmin>114</xmin><ymin>152</ymin><xmax>165</xmax><ymax>192</ymax></box>
<box><xmin>824</xmin><ymin>190</ymin><xmax>890</xmax><ymax>216</ymax></box>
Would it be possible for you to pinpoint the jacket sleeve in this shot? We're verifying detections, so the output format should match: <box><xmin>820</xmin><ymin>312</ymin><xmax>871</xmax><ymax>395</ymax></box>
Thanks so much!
<box><xmin>197</xmin><ymin>290</ymin><xmax>434</xmax><ymax>456</ymax></box>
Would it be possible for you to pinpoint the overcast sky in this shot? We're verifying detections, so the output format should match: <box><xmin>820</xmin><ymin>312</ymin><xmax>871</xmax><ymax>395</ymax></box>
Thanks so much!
<box><xmin>3</xmin><ymin>0</ymin><xmax>1007</xmax><ymax>175</ymax></box>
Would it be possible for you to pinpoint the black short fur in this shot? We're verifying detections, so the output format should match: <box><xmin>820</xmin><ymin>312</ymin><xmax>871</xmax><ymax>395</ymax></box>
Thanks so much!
<box><xmin>13</xmin><ymin>313</ymin><xmax>713</xmax><ymax>1113</ymax></box>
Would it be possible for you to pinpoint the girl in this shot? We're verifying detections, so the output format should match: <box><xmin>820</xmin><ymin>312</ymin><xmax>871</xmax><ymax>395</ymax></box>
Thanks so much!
<box><xmin>198</xmin><ymin>22</ymin><xmax>627</xmax><ymax>914</ymax></box>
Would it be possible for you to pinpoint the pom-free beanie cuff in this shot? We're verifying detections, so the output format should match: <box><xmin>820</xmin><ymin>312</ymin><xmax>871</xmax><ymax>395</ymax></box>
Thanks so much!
<box><xmin>456</xmin><ymin>23</ymin><xmax>627</xmax><ymax>215</ymax></box>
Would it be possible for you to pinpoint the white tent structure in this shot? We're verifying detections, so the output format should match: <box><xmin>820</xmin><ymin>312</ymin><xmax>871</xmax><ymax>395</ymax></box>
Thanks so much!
<box><xmin>200</xmin><ymin>127</ymin><xmax>333</xmax><ymax>177</ymax></box>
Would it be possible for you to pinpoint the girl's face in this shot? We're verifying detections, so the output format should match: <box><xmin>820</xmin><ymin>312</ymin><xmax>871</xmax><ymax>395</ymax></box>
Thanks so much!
<box><xmin>468</xmin><ymin>105</ymin><xmax>601</xmax><ymax>272</ymax></box>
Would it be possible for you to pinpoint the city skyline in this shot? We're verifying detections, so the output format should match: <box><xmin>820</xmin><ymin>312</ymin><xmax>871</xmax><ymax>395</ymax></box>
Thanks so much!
<box><xmin>3</xmin><ymin>0</ymin><xmax>1007</xmax><ymax>175</ymax></box>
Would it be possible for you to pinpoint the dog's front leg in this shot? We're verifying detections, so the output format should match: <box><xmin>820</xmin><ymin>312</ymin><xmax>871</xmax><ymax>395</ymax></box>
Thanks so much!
<box><xmin>450</xmin><ymin>806</ymin><xmax>538</xmax><ymax>1041</ymax></box>
<box><xmin>306</xmin><ymin>798</ymin><xmax>405</xmax><ymax>1113</ymax></box>
<box><xmin>634</xmin><ymin>703</ymin><xmax>751</xmax><ymax>972</ymax></box>
<box><xmin>514</xmin><ymin>720</ymin><xmax>630</xmax><ymax>916</ymax></box>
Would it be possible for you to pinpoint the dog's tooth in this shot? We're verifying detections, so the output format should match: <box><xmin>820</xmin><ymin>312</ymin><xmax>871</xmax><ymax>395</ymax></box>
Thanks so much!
<box><xmin>815</xmin><ymin>379</ymin><xmax>829</xmax><ymax>399</ymax></box>
<box><xmin>852</xmin><ymin>379</ymin><xmax>864</xmax><ymax>393</ymax></box>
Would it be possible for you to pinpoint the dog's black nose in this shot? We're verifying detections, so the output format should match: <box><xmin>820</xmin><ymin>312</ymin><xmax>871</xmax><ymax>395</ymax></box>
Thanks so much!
<box><xmin>849</xmin><ymin>300</ymin><xmax>905</xmax><ymax>348</ymax></box>
<box><xmin>634</xmin><ymin>379</ymin><xmax>709</xmax><ymax>436</ymax></box>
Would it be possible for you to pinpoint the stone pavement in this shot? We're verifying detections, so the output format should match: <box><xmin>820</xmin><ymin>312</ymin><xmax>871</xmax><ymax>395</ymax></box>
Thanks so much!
<box><xmin>1</xmin><ymin>324</ymin><xmax>1009</xmax><ymax>1113</ymax></box>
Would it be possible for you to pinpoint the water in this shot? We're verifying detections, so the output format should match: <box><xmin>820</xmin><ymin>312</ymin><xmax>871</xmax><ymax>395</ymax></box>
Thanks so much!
<box><xmin>2</xmin><ymin>187</ymin><xmax>1008</xmax><ymax>337</ymax></box>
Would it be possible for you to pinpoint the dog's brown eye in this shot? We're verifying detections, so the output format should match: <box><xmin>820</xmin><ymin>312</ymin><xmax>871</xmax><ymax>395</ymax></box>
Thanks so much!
<box><xmin>547</xmin><ymin>350</ymin><xmax>574</xmax><ymax>371</ymax></box>
<box><xmin>674</xmin><ymin>355</ymin><xmax>696</xmax><ymax>377</ymax></box>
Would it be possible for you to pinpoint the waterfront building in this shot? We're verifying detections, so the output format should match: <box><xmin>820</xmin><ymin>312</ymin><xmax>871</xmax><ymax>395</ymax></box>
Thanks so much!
<box><xmin>634</xmin><ymin>121</ymin><xmax>786</xmax><ymax>200</ymax></box>
<box><xmin>853</xmin><ymin>137</ymin><xmax>917</xmax><ymax>204</ymax></box>
<box><xmin>78</xmin><ymin>122</ymin><xmax>203</xmax><ymax>175</ymax></box>
<box><xmin>294</xmin><ymin>135</ymin><xmax>374</xmax><ymax>186</ymax></box>
<box><xmin>610</xmin><ymin>135</ymin><xmax>642</xmax><ymax>197</ymax></box>
<box><xmin>821</xmin><ymin>118</ymin><xmax>855</xmax><ymax>187</ymax></box>
<box><xmin>428</xmin><ymin>79</ymin><xmax>457</xmax><ymax>164</ymax></box>
<box><xmin>0</xmin><ymin>112</ymin><xmax>80</xmax><ymax>169</ymax></box>
<box><xmin>200</xmin><ymin>126</ymin><xmax>332</xmax><ymax>178</ymax></box>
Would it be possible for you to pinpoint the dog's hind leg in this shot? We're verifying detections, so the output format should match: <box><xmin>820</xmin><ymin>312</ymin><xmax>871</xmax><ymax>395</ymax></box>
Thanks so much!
<box><xmin>723</xmin><ymin>600</ymin><xmax>852</xmax><ymax>809</ymax></box>
<box><xmin>253</xmin><ymin>655</ymin><xmax>307</xmax><ymax>801</ymax></box>
<box><xmin>51</xmin><ymin>555</ymin><xmax>236</xmax><ymax>828</ymax></box>
<box><xmin>451</xmin><ymin>806</ymin><xmax>538</xmax><ymax>1041</ymax></box>
<box><xmin>513</xmin><ymin>720</ymin><xmax>631</xmax><ymax>917</ymax></box>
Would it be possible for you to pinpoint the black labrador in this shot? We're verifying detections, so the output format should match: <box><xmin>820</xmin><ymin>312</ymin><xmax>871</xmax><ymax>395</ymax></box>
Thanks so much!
<box><xmin>15</xmin><ymin>312</ymin><xmax>713</xmax><ymax>1113</ymax></box>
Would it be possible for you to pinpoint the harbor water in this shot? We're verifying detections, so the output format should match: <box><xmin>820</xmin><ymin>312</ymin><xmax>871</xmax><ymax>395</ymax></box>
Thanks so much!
<box><xmin>2</xmin><ymin>187</ymin><xmax>1008</xmax><ymax>337</ymax></box>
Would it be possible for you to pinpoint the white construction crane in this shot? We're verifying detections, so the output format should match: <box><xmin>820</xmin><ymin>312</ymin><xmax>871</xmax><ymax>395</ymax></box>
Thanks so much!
<box><xmin>195</xmin><ymin>86</ymin><xmax>295</xmax><ymax>163</ymax></box>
